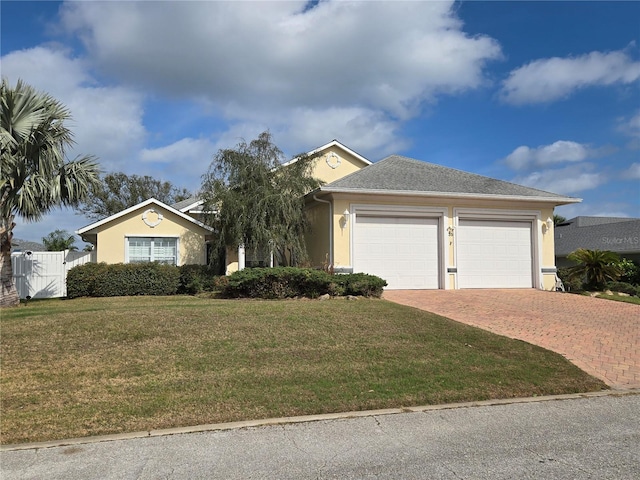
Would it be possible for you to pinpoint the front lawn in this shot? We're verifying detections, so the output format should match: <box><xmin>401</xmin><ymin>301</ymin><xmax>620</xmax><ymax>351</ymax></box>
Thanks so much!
<box><xmin>0</xmin><ymin>296</ymin><xmax>606</xmax><ymax>444</ymax></box>
<box><xmin>595</xmin><ymin>293</ymin><xmax>640</xmax><ymax>305</ymax></box>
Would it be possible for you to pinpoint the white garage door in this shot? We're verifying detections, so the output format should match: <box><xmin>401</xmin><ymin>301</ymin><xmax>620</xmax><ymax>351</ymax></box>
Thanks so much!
<box><xmin>457</xmin><ymin>219</ymin><xmax>533</xmax><ymax>289</ymax></box>
<box><xmin>353</xmin><ymin>215</ymin><xmax>440</xmax><ymax>289</ymax></box>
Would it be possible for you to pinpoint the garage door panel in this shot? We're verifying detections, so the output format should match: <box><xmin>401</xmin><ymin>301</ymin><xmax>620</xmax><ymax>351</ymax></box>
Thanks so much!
<box><xmin>354</xmin><ymin>215</ymin><xmax>439</xmax><ymax>290</ymax></box>
<box><xmin>457</xmin><ymin>220</ymin><xmax>533</xmax><ymax>289</ymax></box>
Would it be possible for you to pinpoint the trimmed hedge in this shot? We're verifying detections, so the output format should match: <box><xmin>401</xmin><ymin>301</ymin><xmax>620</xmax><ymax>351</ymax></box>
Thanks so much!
<box><xmin>222</xmin><ymin>267</ymin><xmax>387</xmax><ymax>299</ymax></box>
<box><xmin>67</xmin><ymin>264</ymin><xmax>387</xmax><ymax>299</ymax></box>
<box><xmin>67</xmin><ymin>262</ymin><xmax>181</xmax><ymax>298</ymax></box>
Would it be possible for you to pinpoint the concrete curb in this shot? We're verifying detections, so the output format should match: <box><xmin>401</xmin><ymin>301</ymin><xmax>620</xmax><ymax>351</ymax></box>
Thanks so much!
<box><xmin>3</xmin><ymin>388</ymin><xmax>638</xmax><ymax>452</ymax></box>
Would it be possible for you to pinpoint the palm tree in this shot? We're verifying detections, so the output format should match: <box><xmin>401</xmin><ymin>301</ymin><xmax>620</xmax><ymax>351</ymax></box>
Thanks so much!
<box><xmin>42</xmin><ymin>229</ymin><xmax>78</xmax><ymax>252</ymax></box>
<box><xmin>566</xmin><ymin>248</ymin><xmax>622</xmax><ymax>290</ymax></box>
<box><xmin>553</xmin><ymin>214</ymin><xmax>567</xmax><ymax>226</ymax></box>
<box><xmin>1</xmin><ymin>79</ymin><xmax>100</xmax><ymax>307</ymax></box>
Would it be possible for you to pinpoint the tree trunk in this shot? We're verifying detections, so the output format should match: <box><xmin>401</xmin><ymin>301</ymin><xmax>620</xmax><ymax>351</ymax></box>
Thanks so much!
<box><xmin>1</xmin><ymin>217</ymin><xmax>20</xmax><ymax>307</ymax></box>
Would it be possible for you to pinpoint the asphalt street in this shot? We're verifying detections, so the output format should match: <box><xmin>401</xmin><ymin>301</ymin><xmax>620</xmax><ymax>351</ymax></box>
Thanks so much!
<box><xmin>2</xmin><ymin>393</ymin><xmax>638</xmax><ymax>479</ymax></box>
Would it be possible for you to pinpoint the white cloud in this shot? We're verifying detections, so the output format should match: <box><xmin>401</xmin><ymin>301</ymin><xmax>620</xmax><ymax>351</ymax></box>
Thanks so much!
<box><xmin>140</xmin><ymin>138</ymin><xmax>215</xmax><ymax>164</ymax></box>
<box><xmin>1</xmin><ymin>47</ymin><xmax>147</xmax><ymax>173</ymax></box>
<box><xmin>623</xmin><ymin>162</ymin><xmax>640</xmax><ymax>179</ymax></box>
<box><xmin>555</xmin><ymin>202</ymin><xmax>632</xmax><ymax>220</ymax></box>
<box><xmin>617</xmin><ymin>110</ymin><xmax>640</xmax><ymax>149</ymax></box>
<box><xmin>501</xmin><ymin>48</ymin><xmax>640</xmax><ymax>105</ymax></box>
<box><xmin>512</xmin><ymin>164</ymin><xmax>605</xmax><ymax>195</ymax></box>
<box><xmin>504</xmin><ymin>140</ymin><xmax>599</xmax><ymax>170</ymax></box>
<box><xmin>58</xmin><ymin>0</ymin><xmax>501</xmax><ymax>123</ymax></box>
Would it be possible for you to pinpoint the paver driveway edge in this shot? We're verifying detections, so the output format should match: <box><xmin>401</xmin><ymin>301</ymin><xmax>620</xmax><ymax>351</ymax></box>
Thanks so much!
<box><xmin>2</xmin><ymin>389</ymin><xmax>638</xmax><ymax>452</ymax></box>
<box><xmin>383</xmin><ymin>289</ymin><xmax>640</xmax><ymax>390</ymax></box>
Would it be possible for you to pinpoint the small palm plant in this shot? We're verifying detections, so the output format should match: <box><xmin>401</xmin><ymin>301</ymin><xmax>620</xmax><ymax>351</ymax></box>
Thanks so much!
<box><xmin>566</xmin><ymin>248</ymin><xmax>622</xmax><ymax>290</ymax></box>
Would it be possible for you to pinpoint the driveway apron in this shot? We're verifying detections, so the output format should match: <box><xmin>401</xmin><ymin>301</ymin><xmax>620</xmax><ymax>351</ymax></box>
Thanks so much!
<box><xmin>383</xmin><ymin>289</ymin><xmax>640</xmax><ymax>389</ymax></box>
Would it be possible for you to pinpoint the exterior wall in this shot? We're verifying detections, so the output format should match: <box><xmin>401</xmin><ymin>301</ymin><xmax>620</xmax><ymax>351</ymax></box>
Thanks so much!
<box><xmin>92</xmin><ymin>205</ymin><xmax>209</xmax><ymax>265</ymax></box>
<box><xmin>309</xmin><ymin>146</ymin><xmax>368</xmax><ymax>184</ymax></box>
<box><xmin>305</xmin><ymin>202</ymin><xmax>331</xmax><ymax>267</ymax></box>
<box><xmin>540</xmin><ymin>207</ymin><xmax>557</xmax><ymax>290</ymax></box>
<box><xmin>325</xmin><ymin>193</ymin><xmax>559</xmax><ymax>290</ymax></box>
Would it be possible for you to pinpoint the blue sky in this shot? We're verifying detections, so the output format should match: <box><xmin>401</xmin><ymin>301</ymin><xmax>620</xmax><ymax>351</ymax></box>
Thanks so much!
<box><xmin>2</xmin><ymin>0</ymin><xmax>639</xmax><ymax>245</ymax></box>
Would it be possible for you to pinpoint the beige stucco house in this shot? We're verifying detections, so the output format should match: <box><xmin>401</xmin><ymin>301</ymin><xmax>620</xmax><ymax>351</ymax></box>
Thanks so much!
<box><xmin>78</xmin><ymin>140</ymin><xmax>580</xmax><ymax>290</ymax></box>
<box><xmin>77</xmin><ymin>198</ymin><xmax>213</xmax><ymax>266</ymax></box>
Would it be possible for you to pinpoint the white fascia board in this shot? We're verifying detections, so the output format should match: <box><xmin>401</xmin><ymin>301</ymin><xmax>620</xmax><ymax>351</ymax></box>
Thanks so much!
<box><xmin>76</xmin><ymin>198</ymin><xmax>214</xmax><ymax>235</ymax></box>
<box><xmin>282</xmin><ymin>140</ymin><xmax>372</xmax><ymax>167</ymax></box>
<box><xmin>318</xmin><ymin>187</ymin><xmax>582</xmax><ymax>205</ymax></box>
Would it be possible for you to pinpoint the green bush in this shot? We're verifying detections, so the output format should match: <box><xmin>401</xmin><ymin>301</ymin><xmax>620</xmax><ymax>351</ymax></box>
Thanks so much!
<box><xmin>556</xmin><ymin>267</ymin><xmax>583</xmax><ymax>292</ymax></box>
<box><xmin>616</xmin><ymin>258</ymin><xmax>640</xmax><ymax>286</ymax></box>
<box><xmin>68</xmin><ymin>264</ymin><xmax>387</xmax><ymax>299</ymax></box>
<box><xmin>222</xmin><ymin>267</ymin><xmax>387</xmax><ymax>299</ymax></box>
<box><xmin>604</xmin><ymin>281</ymin><xmax>640</xmax><ymax>297</ymax></box>
<box><xmin>67</xmin><ymin>262</ymin><xmax>180</xmax><ymax>298</ymax></box>
<box><xmin>334</xmin><ymin>273</ymin><xmax>387</xmax><ymax>298</ymax></box>
<box><xmin>66</xmin><ymin>262</ymin><xmax>109</xmax><ymax>298</ymax></box>
<box><xmin>178</xmin><ymin>264</ymin><xmax>220</xmax><ymax>294</ymax></box>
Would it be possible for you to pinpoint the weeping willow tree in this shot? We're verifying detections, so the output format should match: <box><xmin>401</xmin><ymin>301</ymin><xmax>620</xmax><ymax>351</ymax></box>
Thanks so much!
<box><xmin>201</xmin><ymin>131</ymin><xmax>323</xmax><ymax>267</ymax></box>
<box><xmin>1</xmin><ymin>79</ymin><xmax>100</xmax><ymax>307</ymax></box>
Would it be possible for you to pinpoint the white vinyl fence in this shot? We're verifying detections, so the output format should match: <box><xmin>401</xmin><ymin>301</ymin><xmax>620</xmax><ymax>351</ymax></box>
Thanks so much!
<box><xmin>11</xmin><ymin>250</ymin><xmax>96</xmax><ymax>299</ymax></box>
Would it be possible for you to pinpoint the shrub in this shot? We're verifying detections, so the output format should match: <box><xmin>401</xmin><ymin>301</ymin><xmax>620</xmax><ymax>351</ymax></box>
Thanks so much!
<box><xmin>334</xmin><ymin>273</ymin><xmax>387</xmax><ymax>298</ymax></box>
<box><xmin>556</xmin><ymin>267</ymin><xmax>582</xmax><ymax>292</ymax></box>
<box><xmin>67</xmin><ymin>262</ymin><xmax>180</xmax><ymax>298</ymax></box>
<box><xmin>604</xmin><ymin>281</ymin><xmax>640</xmax><ymax>297</ymax></box>
<box><xmin>178</xmin><ymin>264</ymin><xmax>220</xmax><ymax>294</ymax></box>
<box><xmin>616</xmin><ymin>258</ymin><xmax>640</xmax><ymax>286</ymax></box>
<box><xmin>221</xmin><ymin>267</ymin><xmax>387</xmax><ymax>299</ymax></box>
<box><xmin>66</xmin><ymin>262</ymin><xmax>109</xmax><ymax>298</ymax></box>
<box><xmin>565</xmin><ymin>249</ymin><xmax>621</xmax><ymax>290</ymax></box>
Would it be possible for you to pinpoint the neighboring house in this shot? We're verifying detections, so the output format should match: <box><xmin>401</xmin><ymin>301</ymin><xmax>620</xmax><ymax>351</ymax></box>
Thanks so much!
<box><xmin>78</xmin><ymin>140</ymin><xmax>579</xmax><ymax>291</ymax></box>
<box><xmin>555</xmin><ymin>217</ymin><xmax>640</xmax><ymax>267</ymax></box>
<box><xmin>11</xmin><ymin>238</ymin><xmax>46</xmax><ymax>253</ymax></box>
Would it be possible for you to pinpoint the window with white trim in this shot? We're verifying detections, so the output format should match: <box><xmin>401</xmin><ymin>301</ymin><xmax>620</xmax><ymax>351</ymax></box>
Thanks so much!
<box><xmin>127</xmin><ymin>237</ymin><xmax>178</xmax><ymax>265</ymax></box>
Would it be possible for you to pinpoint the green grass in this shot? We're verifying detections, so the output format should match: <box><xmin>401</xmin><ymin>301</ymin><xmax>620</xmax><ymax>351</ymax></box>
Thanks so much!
<box><xmin>0</xmin><ymin>296</ymin><xmax>606</xmax><ymax>444</ymax></box>
<box><xmin>595</xmin><ymin>293</ymin><xmax>640</xmax><ymax>305</ymax></box>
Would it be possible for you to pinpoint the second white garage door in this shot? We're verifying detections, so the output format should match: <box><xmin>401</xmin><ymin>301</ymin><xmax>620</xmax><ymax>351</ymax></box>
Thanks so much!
<box><xmin>457</xmin><ymin>219</ymin><xmax>533</xmax><ymax>289</ymax></box>
<box><xmin>353</xmin><ymin>215</ymin><xmax>440</xmax><ymax>289</ymax></box>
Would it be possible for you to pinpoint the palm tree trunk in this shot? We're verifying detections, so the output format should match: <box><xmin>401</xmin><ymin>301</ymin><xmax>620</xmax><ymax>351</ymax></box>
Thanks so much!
<box><xmin>1</xmin><ymin>217</ymin><xmax>20</xmax><ymax>307</ymax></box>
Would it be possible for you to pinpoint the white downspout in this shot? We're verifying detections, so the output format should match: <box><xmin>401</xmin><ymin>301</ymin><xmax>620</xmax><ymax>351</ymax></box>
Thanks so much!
<box><xmin>313</xmin><ymin>194</ymin><xmax>333</xmax><ymax>266</ymax></box>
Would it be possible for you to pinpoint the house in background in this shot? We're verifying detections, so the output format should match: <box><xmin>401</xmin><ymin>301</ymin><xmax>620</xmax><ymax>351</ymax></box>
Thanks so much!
<box><xmin>10</xmin><ymin>239</ymin><xmax>45</xmax><ymax>253</ymax></box>
<box><xmin>78</xmin><ymin>140</ymin><xmax>580</xmax><ymax>290</ymax></box>
<box><xmin>555</xmin><ymin>217</ymin><xmax>640</xmax><ymax>267</ymax></box>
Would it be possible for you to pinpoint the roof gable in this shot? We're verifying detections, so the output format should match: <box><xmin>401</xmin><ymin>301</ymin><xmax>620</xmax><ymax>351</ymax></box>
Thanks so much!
<box><xmin>77</xmin><ymin>198</ymin><xmax>214</xmax><ymax>234</ymax></box>
<box><xmin>282</xmin><ymin>140</ymin><xmax>371</xmax><ymax>168</ymax></box>
<box><xmin>321</xmin><ymin>155</ymin><xmax>580</xmax><ymax>203</ymax></box>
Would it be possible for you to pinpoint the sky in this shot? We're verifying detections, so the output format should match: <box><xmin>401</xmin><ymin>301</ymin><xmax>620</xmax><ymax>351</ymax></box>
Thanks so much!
<box><xmin>2</xmin><ymin>0</ymin><xmax>639</xmax><ymax>246</ymax></box>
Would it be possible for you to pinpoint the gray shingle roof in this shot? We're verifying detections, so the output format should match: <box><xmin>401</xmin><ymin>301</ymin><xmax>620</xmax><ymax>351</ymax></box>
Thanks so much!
<box><xmin>11</xmin><ymin>239</ymin><xmax>45</xmax><ymax>253</ymax></box>
<box><xmin>171</xmin><ymin>196</ymin><xmax>202</xmax><ymax>211</ymax></box>
<box><xmin>322</xmin><ymin>155</ymin><xmax>578</xmax><ymax>202</ymax></box>
<box><xmin>555</xmin><ymin>217</ymin><xmax>640</xmax><ymax>256</ymax></box>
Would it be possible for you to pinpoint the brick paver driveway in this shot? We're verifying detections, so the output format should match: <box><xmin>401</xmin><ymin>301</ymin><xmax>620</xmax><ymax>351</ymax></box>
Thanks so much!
<box><xmin>383</xmin><ymin>289</ymin><xmax>640</xmax><ymax>389</ymax></box>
